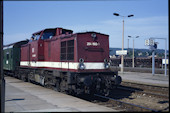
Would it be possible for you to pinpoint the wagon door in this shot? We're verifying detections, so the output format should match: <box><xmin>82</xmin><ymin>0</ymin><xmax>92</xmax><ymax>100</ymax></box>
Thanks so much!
<box><xmin>3</xmin><ymin>48</ymin><xmax>12</xmax><ymax>71</ymax></box>
<box><xmin>38</xmin><ymin>39</ymin><xmax>44</xmax><ymax>61</ymax></box>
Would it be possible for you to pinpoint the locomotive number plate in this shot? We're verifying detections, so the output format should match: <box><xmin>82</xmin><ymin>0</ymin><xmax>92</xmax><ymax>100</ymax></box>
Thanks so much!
<box><xmin>87</xmin><ymin>42</ymin><xmax>100</xmax><ymax>46</ymax></box>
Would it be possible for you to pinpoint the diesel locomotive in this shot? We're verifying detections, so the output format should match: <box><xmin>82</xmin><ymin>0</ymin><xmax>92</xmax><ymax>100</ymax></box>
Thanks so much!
<box><xmin>3</xmin><ymin>27</ymin><xmax>122</xmax><ymax>96</ymax></box>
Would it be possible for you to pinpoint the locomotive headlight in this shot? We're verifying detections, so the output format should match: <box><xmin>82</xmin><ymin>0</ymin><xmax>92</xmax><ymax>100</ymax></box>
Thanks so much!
<box><xmin>104</xmin><ymin>58</ymin><xmax>110</xmax><ymax>69</ymax></box>
<box><xmin>79</xmin><ymin>63</ymin><xmax>85</xmax><ymax>70</ymax></box>
<box><xmin>105</xmin><ymin>63</ymin><xmax>109</xmax><ymax>69</ymax></box>
<box><xmin>78</xmin><ymin>58</ymin><xmax>85</xmax><ymax>70</ymax></box>
<box><xmin>91</xmin><ymin>33</ymin><xmax>97</xmax><ymax>41</ymax></box>
<box><xmin>91</xmin><ymin>33</ymin><xmax>96</xmax><ymax>38</ymax></box>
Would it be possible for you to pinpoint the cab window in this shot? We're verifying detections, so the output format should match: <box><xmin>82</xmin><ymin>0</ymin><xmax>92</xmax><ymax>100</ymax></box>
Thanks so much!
<box><xmin>41</xmin><ymin>29</ymin><xmax>56</xmax><ymax>40</ymax></box>
<box><xmin>35</xmin><ymin>34</ymin><xmax>40</xmax><ymax>40</ymax></box>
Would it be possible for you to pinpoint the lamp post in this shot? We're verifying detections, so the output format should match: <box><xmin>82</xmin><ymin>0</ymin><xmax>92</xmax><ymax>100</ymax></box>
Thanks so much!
<box><xmin>128</xmin><ymin>36</ymin><xmax>139</xmax><ymax>68</ymax></box>
<box><xmin>113</xmin><ymin>13</ymin><xmax>134</xmax><ymax>73</ymax></box>
<box><xmin>127</xmin><ymin>38</ymin><xmax>129</xmax><ymax>53</ymax></box>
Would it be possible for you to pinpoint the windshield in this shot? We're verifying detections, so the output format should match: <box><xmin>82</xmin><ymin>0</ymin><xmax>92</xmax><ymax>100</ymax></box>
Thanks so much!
<box><xmin>41</xmin><ymin>29</ymin><xmax>56</xmax><ymax>40</ymax></box>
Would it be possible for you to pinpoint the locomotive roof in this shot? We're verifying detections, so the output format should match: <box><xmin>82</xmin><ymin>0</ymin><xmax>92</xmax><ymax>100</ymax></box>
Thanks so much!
<box><xmin>76</xmin><ymin>31</ymin><xmax>109</xmax><ymax>36</ymax></box>
<box><xmin>58</xmin><ymin>31</ymin><xmax>109</xmax><ymax>39</ymax></box>
<box><xmin>32</xmin><ymin>28</ymin><xmax>108</xmax><ymax>36</ymax></box>
<box><xmin>32</xmin><ymin>27</ymin><xmax>73</xmax><ymax>34</ymax></box>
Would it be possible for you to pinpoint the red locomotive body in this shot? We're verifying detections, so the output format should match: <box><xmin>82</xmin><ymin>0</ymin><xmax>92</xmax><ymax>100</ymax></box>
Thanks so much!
<box><xmin>18</xmin><ymin>27</ymin><xmax>121</xmax><ymax>95</ymax></box>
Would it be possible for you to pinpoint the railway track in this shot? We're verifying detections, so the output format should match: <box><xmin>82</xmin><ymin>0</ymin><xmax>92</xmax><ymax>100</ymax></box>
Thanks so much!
<box><xmin>90</xmin><ymin>81</ymin><xmax>169</xmax><ymax>112</ymax></box>
<box><xmin>93</xmin><ymin>94</ymin><xmax>159</xmax><ymax>112</ymax></box>
<box><xmin>121</xmin><ymin>81</ymin><xmax>169</xmax><ymax>90</ymax></box>
<box><xmin>121</xmin><ymin>81</ymin><xmax>169</xmax><ymax>96</ymax></box>
<box><xmin>117</xmin><ymin>85</ymin><xmax>169</xmax><ymax>99</ymax></box>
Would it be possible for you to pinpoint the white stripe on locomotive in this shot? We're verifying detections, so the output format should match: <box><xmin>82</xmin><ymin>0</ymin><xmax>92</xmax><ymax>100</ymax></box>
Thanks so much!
<box><xmin>20</xmin><ymin>61</ymin><xmax>105</xmax><ymax>70</ymax></box>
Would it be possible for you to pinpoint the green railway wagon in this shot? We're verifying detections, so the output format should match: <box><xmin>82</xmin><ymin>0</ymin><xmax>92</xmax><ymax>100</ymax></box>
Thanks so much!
<box><xmin>3</xmin><ymin>40</ymin><xmax>28</xmax><ymax>75</ymax></box>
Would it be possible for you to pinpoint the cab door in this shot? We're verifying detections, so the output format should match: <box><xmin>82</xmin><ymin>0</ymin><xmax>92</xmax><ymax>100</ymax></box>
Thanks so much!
<box><xmin>38</xmin><ymin>39</ymin><xmax>44</xmax><ymax>61</ymax></box>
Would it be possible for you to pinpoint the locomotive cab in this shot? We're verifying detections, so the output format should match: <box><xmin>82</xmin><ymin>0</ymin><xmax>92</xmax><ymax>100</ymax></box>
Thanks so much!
<box><xmin>21</xmin><ymin>28</ymin><xmax>73</xmax><ymax>62</ymax></box>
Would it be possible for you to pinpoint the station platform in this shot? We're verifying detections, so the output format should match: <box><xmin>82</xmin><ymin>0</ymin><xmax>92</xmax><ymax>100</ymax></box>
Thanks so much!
<box><xmin>119</xmin><ymin>71</ymin><xmax>169</xmax><ymax>87</ymax></box>
<box><xmin>5</xmin><ymin>77</ymin><xmax>116</xmax><ymax>112</ymax></box>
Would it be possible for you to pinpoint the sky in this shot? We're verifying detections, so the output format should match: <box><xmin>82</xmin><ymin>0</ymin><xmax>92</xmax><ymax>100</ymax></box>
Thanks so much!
<box><xmin>3</xmin><ymin>0</ymin><xmax>169</xmax><ymax>50</ymax></box>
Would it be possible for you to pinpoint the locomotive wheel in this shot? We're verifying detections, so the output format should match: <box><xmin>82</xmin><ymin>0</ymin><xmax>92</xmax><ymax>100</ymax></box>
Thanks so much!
<box><xmin>59</xmin><ymin>80</ymin><xmax>65</xmax><ymax>93</ymax></box>
<box><xmin>54</xmin><ymin>81</ymin><xmax>61</xmax><ymax>92</ymax></box>
<box><xmin>104</xmin><ymin>89</ymin><xmax>110</xmax><ymax>96</ymax></box>
<box><xmin>67</xmin><ymin>89</ymin><xmax>74</xmax><ymax>95</ymax></box>
<box><xmin>21</xmin><ymin>75</ymin><xmax>27</xmax><ymax>82</ymax></box>
<box><xmin>28</xmin><ymin>72</ymin><xmax>34</xmax><ymax>83</ymax></box>
<box><xmin>21</xmin><ymin>73</ymin><xmax>28</xmax><ymax>82</ymax></box>
<box><xmin>27</xmin><ymin>76</ymin><xmax>32</xmax><ymax>83</ymax></box>
<box><xmin>44</xmin><ymin>78</ymin><xmax>49</xmax><ymax>88</ymax></box>
<box><xmin>27</xmin><ymin>78</ymin><xmax>31</xmax><ymax>83</ymax></box>
<box><xmin>18</xmin><ymin>74</ymin><xmax>22</xmax><ymax>80</ymax></box>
